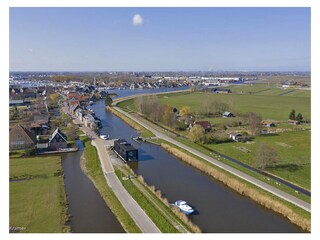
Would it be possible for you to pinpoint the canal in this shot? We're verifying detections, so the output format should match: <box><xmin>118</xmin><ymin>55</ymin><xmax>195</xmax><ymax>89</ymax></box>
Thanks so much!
<box><xmin>89</xmin><ymin>89</ymin><xmax>302</xmax><ymax>233</ymax></box>
<box><xmin>61</xmin><ymin>140</ymin><xmax>124</xmax><ymax>233</ymax></box>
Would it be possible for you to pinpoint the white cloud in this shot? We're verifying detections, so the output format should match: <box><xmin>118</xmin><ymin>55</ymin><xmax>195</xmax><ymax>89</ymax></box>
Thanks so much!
<box><xmin>28</xmin><ymin>48</ymin><xmax>33</xmax><ymax>53</ymax></box>
<box><xmin>132</xmin><ymin>14</ymin><xmax>143</xmax><ymax>27</ymax></box>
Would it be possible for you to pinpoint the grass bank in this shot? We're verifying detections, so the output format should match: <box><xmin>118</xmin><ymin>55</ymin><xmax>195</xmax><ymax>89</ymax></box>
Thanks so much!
<box><xmin>9</xmin><ymin>156</ymin><xmax>69</xmax><ymax>233</ymax></box>
<box><xmin>80</xmin><ymin>136</ymin><xmax>141</xmax><ymax>233</ymax></box>
<box><xmin>107</xmin><ymin>106</ymin><xmax>155</xmax><ymax>138</ymax></box>
<box><xmin>115</xmin><ymin>165</ymin><xmax>201</xmax><ymax>233</ymax></box>
<box><xmin>160</xmin><ymin>142</ymin><xmax>310</xmax><ymax>232</ymax></box>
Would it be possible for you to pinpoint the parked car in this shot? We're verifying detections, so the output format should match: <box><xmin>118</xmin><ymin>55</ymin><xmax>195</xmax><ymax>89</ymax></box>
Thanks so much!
<box><xmin>100</xmin><ymin>135</ymin><xmax>109</xmax><ymax>140</ymax></box>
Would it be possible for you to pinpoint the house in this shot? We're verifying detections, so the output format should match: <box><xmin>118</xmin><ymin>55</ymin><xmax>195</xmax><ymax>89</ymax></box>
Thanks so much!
<box><xmin>9</xmin><ymin>100</ymin><xmax>31</xmax><ymax>107</ymax></box>
<box><xmin>9</xmin><ymin>125</ymin><xmax>36</xmax><ymax>151</ymax></box>
<box><xmin>229</xmin><ymin>133</ymin><xmax>243</xmax><ymax>142</ymax></box>
<box><xmin>70</xmin><ymin>104</ymin><xmax>80</xmax><ymax>115</ymax></box>
<box><xmin>194</xmin><ymin>121</ymin><xmax>212</xmax><ymax>133</ymax></box>
<box><xmin>222</xmin><ymin>112</ymin><xmax>234</xmax><ymax>118</ymax></box>
<box><xmin>261</xmin><ymin>121</ymin><xmax>276</xmax><ymax>127</ymax></box>
<box><xmin>212</xmin><ymin>88</ymin><xmax>232</xmax><ymax>94</ymax></box>
<box><xmin>83</xmin><ymin>114</ymin><xmax>98</xmax><ymax>130</ymax></box>
<box><xmin>113</xmin><ymin>139</ymin><xmax>138</xmax><ymax>162</ymax></box>
<box><xmin>74</xmin><ymin>108</ymin><xmax>85</xmax><ymax>122</ymax></box>
<box><xmin>48</xmin><ymin>128</ymin><xmax>68</xmax><ymax>150</ymax></box>
<box><xmin>288</xmin><ymin>120</ymin><xmax>300</xmax><ymax>125</ymax></box>
<box><xmin>68</xmin><ymin>99</ymin><xmax>80</xmax><ymax>113</ymax></box>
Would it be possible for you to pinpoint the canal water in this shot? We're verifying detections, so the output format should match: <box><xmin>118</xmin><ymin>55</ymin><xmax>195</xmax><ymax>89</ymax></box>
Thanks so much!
<box><xmin>90</xmin><ymin>91</ymin><xmax>302</xmax><ymax>233</ymax></box>
<box><xmin>61</xmin><ymin>140</ymin><xmax>124</xmax><ymax>233</ymax></box>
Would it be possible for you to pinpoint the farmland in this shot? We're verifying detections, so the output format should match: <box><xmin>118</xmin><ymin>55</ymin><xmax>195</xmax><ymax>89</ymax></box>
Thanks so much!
<box><xmin>158</xmin><ymin>90</ymin><xmax>310</xmax><ymax>121</ymax></box>
<box><xmin>156</xmin><ymin>87</ymin><xmax>310</xmax><ymax>189</ymax></box>
<box><xmin>117</xmin><ymin>84</ymin><xmax>311</xmax><ymax>191</ymax></box>
<box><xmin>9</xmin><ymin>156</ymin><xmax>68</xmax><ymax>233</ymax></box>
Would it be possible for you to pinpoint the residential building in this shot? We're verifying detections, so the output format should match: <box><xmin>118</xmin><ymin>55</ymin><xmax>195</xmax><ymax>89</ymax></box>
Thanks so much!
<box><xmin>9</xmin><ymin>125</ymin><xmax>36</xmax><ymax>151</ymax></box>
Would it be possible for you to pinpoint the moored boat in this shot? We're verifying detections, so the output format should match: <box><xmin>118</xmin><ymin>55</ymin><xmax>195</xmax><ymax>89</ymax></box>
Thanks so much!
<box><xmin>174</xmin><ymin>200</ymin><xmax>194</xmax><ymax>215</ymax></box>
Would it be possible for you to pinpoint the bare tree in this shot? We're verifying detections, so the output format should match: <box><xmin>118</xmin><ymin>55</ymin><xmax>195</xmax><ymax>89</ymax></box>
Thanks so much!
<box><xmin>247</xmin><ymin>112</ymin><xmax>262</xmax><ymax>136</ymax></box>
<box><xmin>254</xmin><ymin>142</ymin><xmax>280</xmax><ymax>169</ymax></box>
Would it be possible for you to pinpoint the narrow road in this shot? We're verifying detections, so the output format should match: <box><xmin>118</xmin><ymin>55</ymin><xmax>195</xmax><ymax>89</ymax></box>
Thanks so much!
<box><xmin>62</xmin><ymin>106</ymin><xmax>161</xmax><ymax>233</ymax></box>
<box><xmin>114</xmin><ymin>106</ymin><xmax>311</xmax><ymax>213</ymax></box>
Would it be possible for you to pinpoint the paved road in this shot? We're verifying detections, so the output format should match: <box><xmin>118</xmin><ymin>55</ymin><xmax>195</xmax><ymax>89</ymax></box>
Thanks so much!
<box><xmin>62</xmin><ymin>106</ymin><xmax>161</xmax><ymax>233</ymax></box>
<box><xmin>114</xmin><ymin>106</ymin><xmax>311</xmax><ymax>213</ymax></box>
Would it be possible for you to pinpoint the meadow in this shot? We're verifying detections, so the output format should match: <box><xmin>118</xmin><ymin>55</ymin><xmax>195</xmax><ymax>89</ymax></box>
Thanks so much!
<box><xmin>158</xmin><ymin>90</ymin><xmax>310</xmax><ymax>121</ymax></box>
<box><xmin>9</xmin><ymin>156</ymin><xmax>68</xmax><ymax>233</ymax></box>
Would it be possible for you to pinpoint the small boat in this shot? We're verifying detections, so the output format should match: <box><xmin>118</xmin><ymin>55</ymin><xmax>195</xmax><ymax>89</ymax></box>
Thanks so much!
<box><xmin>174</xmin><ymin>200</ymin><xmax>194</xmax><ymax>215</ymax></box>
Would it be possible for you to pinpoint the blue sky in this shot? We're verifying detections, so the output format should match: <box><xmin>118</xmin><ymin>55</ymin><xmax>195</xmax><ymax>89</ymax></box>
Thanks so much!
<box><xmin>9</xmin><ymin>7</ymin><xmax>311</xmax><ymax>72</ymax></box>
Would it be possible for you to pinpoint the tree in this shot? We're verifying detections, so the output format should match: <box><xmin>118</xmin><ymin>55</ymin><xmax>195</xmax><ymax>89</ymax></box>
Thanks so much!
<box><xmin>66</xmin><ymin>123</ymin><xmax>77</xmax><ymax>141</ymax></box>
<box><xmin>289</xmin><ymin>109</ymin><xmax>296</xmax><ymax>120</ymax></box>
<box><xmin>179</xmin><ymin>106</ymin><xmax>192</xmax><ymax>117</ymax></box>
<box><xmin>247</xmin><ymin>112</ymin><xmax>262</xmax><ymax>136</ymax></box>
<box><xmin>188</xmin><ymin>124</ymin><xmax>205</xmax><ymax>143</ymax></box>
<box><xmin>105</xmin><ymin>94</ymin><xmax>113</xmax><ymax>107</ymax></box>
<box><xmin>254</xmin><ymin>142</ymin><xmax>280</xmax><ymax>169</ymax></box>
<box><xmin>296</xmin><ymin>113</ymin><xmax>303</xmax><ymax>122</ymax></box>
<box><xmin>162</xmin><ymin>105</ymin><xmax>176</xmax><ymax>127</ymax></box>
<box><xmin>48</xmin><ymin>93</ymin><xmax>59</xmax><ymax>108</ymax></box>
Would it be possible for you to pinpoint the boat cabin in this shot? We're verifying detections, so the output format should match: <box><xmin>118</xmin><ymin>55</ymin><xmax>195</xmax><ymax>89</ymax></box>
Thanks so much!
<box><xmin>114</xmin><ymin>139</ymin><xmax>138</xmax><ymax>162</ymax></box>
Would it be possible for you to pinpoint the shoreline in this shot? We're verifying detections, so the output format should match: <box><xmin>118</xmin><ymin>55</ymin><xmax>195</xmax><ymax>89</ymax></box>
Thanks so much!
<box><xmin>108</xmin><ymin>100</ymin><xmax>311</xmax><ymax>232</ymax></box>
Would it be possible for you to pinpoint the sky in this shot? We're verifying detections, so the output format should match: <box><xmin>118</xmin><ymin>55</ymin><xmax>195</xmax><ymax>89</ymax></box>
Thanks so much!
<box><xmin>9</xmin><ymin>7</ymin><xmax>311</xmax><ymax>72</ymax></box>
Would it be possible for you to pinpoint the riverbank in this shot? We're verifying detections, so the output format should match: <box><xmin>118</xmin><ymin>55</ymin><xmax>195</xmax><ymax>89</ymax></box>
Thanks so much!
<box><xmin>114</xmin><ymin>163</ymin><xmax>201</xmax><ymax>233</ymax></box>
<box><xmin>107</xmin><ymin>106</ymin><xmax>155</xmax><ymax>138</ymax></box>
<box><xmin>160</xmin><ymin>141</ymin><xmax>310</xmax><ymax>232</ymax></box>
<box><xmin>109</xmin><ymin>104</ymin><xmax>310</xmax><ymax>232</ymax></box>
<box><xmin>9</xmin><ymin>156</ymin><xmax>69</xmax><ymax>233</ymax></box>
<box><xmin>79</xmin><ymin>136</ymin><xmax>141</xmax><ymax>233</ymax></box>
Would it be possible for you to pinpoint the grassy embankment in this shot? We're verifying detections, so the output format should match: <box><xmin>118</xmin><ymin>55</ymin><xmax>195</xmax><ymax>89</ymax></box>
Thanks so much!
<box><xmin>115</xmin><ymin>165</ymin><xmax>201</xmax><ymax>233</ymax></box>
<box><xmin>159</xmin><ymin>141</ymin><xmax>310</xmax><ymax>232</ymax></box>
<box><xmin>107</xmin><ymin>106</ymin><xmax>155</xmax><ymax>139</ymax></box>
<box><xmin>80</xmin><ymin>136</ymin><xmax>141</xmax><ymax>233</ymax></box>
<box><xmin>111</xmin><ymin>100</ymin><xmax>310</xmax><ymax>231</ymax></box>
<box><xmin>115</xmin><ymin>100</ymin><xmax>310</xmax><ymax>203</ymax></box>
<box><xmin>10</xmin><ymin>156</ymin><xmax>69</xmax><ymax>233</ymax></box>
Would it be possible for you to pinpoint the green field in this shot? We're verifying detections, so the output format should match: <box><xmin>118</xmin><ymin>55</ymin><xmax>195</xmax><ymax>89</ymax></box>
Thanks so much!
<box><xmin>158</xmin><ymin>91</ymin><xmax>310</xmax><ymax>121</ymax></box>
<box><xmin>205</xmin><ymin>131</ymin><xmax>311</xmax><ymax>190</ymax></box>
<box><xmin>10</xmin><ymin>156</ymin><xmax>68</xmax><ymax>233</ymax></box>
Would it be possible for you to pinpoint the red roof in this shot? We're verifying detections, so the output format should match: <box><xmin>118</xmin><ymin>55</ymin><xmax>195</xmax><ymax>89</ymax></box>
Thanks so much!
<box><xmin>194</xmin><ymin>121</ymin><xmax>212</xmax><ymax>130</ymax></box>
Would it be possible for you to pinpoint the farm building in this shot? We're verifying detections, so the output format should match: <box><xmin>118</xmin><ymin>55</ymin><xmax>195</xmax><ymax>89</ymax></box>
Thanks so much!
<box><xmin>288</xmin><ymin>120</ymin><xmax>300</xmax><ymax>125</ymax></box>
<box><xmin>229</xmin><ymin>133</ymin><xmax>243</xmax><ymax>142</ymax></box>
<box><xmin>261</xmin><ymin>121</ymin><xmax>276</xmax><ymax>127</ymax></box>
<box><xmin>212</xmin><ymin>88</ymin><xmax>232</xmax><ymax>94</ymax></box>
<box><xmin>222</xmin><ymin>112</ymin><xmax>235</xmax><ymax>118</ymax></box>
<box><xmin>9</xmin><ymin>125</ymin><xmax>36</xmax><ymax>151</ymax></box>
<box><xmin>193</xmin><ymin>121</ymin><xmax>212</xmax><ymax>133</ymax></box>
<box><xmin>114</xmin><ymin>139</ymin><xmax>138</xmax><ymax>162</ymax></box>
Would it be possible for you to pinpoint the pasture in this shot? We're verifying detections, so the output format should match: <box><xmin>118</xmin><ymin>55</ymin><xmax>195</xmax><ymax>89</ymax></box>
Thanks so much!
<box><xmin>9</xmin><ymin>156</ymin><xmax>68</xmax><ymax>233</ymax></box>
<box><xmin>158</xmin><ymin>90</ymin><xmax>310</xmax><ymax>121</ymax></box>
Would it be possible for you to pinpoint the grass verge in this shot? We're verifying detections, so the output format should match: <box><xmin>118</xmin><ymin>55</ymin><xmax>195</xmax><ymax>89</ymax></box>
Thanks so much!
<box><xmin>160</xmin><ymin>141</ymin><xmax>310</xmax><ymax>232</ymax></box>
<box><xmin>80</xmin><ymin>136</ymin><xmax>141</xmax><ymax>233</ymax></box>
<box><xmin>107</xmin><ymin>106</ymin><xmax>155</xmax><ymax>138</ymax></box>
<box><xmin>115</xmin><ymin>165</ymin><xmax>201</xmax><ymax>233</ymax></box>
